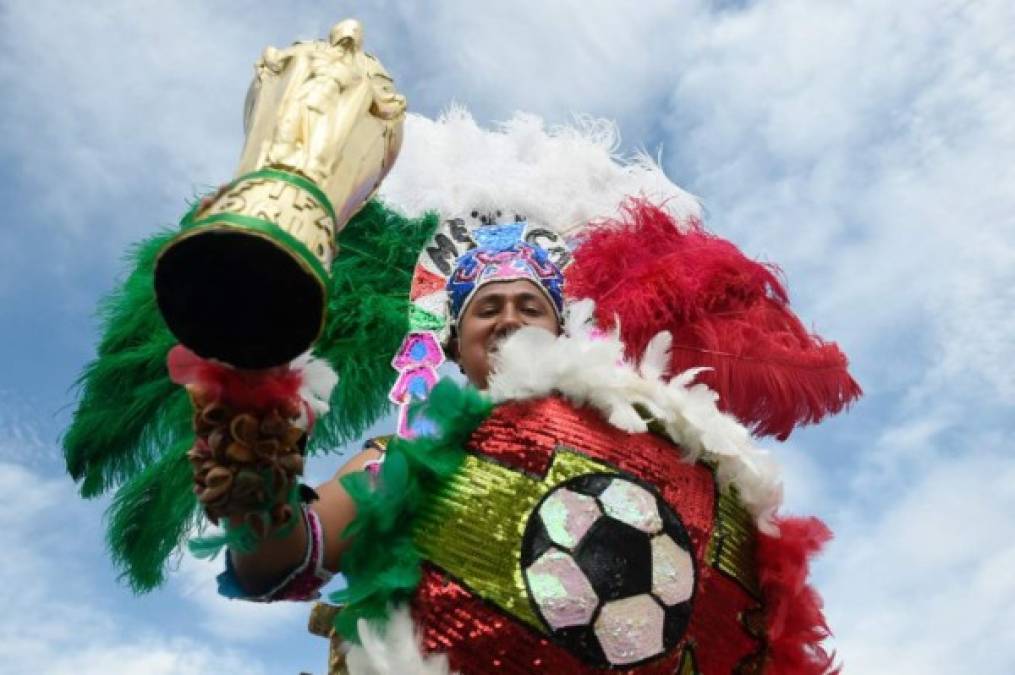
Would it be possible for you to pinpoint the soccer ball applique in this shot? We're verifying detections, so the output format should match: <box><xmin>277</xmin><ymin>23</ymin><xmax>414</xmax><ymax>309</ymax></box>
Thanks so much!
<box><xmin>521</xmin><ymin>473</ymin><xmax>696</xmax><ymax>667</ymax></box>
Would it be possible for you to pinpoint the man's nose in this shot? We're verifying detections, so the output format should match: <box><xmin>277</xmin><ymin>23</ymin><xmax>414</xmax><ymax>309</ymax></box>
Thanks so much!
<box><xmin>495</xmin><ymin>305</ymin><xmax>523</xmax><ymax>334</ymax></box>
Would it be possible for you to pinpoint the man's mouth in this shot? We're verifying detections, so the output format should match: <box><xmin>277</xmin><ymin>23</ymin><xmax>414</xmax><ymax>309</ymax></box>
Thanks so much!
<box><xmin>487</xmin><ymin>336</ymin><xmax>509</xmax><ymax>355</ymax></box>
<box><xmin>488</xmin><ymin>328</ymin><xmax>523</xmax><ymax>355</ymax></box>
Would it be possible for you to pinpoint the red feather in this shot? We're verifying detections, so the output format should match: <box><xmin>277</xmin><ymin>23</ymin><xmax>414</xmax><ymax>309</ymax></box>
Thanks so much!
<box><xmin>567</xmin><ymin>200</ymin><xmax>861</xmax><ymax>439</ymax></box>
<box><xmin>757</xmin><ymin>517</ymin><xmax>839</xmax><ymax>674</ymax></box>
<box><xmin>167</xmin><ymin>345</ymin><xmax>304</xmax><ymax>416</ymax></box>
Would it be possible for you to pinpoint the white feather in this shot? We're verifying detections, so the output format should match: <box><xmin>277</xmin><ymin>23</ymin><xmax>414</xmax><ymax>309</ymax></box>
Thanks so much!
<box><xmin>639</xmin><ymin>331</ymin><xmax>672</xmax><ymax>381</ymax></box>
<box><xmin>292</xmin><ymin>353</ymin><xmax>339</xmax><ymax>417</ymax></box>
<box><xmin>346</xmin><ymin>606</ymin><xmax>455</xmax><ymax>675</ymax></box>
<box><xmin>379</xmin><ymin>106</ymin><xmax>700</xmax><ymax>236</ymax></box>
<box><xmin>486</xmin><ymin>303</ymin><xmax>784</xmax><ymax>533</ymax></box>
<box><xmin>564</xmin><ymin>298</ymin><xmax>597</xmax><ymax>335</ymax></box>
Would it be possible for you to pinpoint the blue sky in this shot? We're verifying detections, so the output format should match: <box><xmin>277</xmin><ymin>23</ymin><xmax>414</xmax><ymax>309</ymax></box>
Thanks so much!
<box><xmin>1</xmin><ymin>1</ymin><xmax>1013</xmax><ymax>672</ymax></box>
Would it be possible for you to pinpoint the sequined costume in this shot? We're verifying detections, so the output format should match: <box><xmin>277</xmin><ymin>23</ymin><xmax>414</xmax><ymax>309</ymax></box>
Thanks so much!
<box><xmin>409</xmin><ymin>397</ymin><xmax>765</xmax><ymax>673</ymax></box>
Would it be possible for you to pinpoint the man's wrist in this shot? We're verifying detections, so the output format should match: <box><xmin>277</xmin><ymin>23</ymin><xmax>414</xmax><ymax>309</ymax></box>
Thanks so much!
<box><xmin>218</xmin><ymin>503</ymin><xmax>332</xmax><ymax>602</ymax></box>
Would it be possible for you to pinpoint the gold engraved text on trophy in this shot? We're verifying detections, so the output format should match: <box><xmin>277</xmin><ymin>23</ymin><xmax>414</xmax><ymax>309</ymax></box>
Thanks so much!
<box><xmin>204</xmin><ymin>178</ymin><xmax>339</xmax><ymax>267</ymax></box>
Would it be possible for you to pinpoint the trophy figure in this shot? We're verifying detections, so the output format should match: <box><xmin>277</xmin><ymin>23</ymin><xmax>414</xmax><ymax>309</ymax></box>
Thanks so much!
<box><xmin>155</xmin><ymin>19</ymin><xmax>406</xmax><ymax>368</ymax></box>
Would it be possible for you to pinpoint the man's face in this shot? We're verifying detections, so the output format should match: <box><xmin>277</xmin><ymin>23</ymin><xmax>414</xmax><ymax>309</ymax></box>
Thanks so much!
<box><xmin>452</xmin><ymin>279</ymin><xmax>561</xmax><ymax>389</ymax></box>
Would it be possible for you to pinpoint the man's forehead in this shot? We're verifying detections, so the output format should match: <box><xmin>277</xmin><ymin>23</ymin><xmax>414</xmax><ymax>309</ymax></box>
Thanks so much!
<box><xmin>471</xmin><ymin>279</ymin><xmax>549</xmax><ymax>302</ymax></box>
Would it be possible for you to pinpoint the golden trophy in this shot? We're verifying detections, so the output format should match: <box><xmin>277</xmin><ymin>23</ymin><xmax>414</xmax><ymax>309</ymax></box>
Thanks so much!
<box><xmin>155</xmin><ymin>19</ymin><xmax>405</xmax><ymax>368</ymax></box>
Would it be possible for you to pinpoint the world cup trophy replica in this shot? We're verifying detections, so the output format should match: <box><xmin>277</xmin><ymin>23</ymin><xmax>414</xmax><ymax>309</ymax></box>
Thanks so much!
<box><xmin>63</xmin><ymin>18</ymin><xmax>421</xmax><ymax>590</ymax></box>
<box><xmin>155</xmin><ymin>19</ymin><xmax>405</xmax><ymax>368</ymax></box>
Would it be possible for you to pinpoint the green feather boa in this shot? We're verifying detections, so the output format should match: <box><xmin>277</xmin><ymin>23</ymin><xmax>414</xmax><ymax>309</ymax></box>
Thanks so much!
<box><xmin>332</xmin><ymin>379</ymin><xmax>492</xmax><ymax>642</ymax></box>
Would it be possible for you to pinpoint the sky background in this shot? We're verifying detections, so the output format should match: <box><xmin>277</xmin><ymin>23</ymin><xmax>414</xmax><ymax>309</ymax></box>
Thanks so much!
<box><xmin>1</xmin><ymin>1</ymin><xmax>1013</xmax><ymax>673</ymax></box>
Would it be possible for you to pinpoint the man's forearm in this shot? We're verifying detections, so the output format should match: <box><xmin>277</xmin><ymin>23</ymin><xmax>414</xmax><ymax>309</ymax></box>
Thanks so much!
<box><xmin>227</xmin><ymin>509</ymin><xmax>309</xmax><ymax>595</ymax></box>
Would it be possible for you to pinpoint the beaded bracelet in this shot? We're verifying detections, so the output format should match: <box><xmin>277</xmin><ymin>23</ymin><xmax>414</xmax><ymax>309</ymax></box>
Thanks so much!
<box><xmin>217</xmin><ymin>503</ymin><xmax>333</xmax><ymax>602</ymax></box>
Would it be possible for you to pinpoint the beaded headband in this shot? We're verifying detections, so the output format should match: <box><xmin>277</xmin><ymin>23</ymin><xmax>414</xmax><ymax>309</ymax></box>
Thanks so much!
<box><xmin>448</xmin><ymin>227</ymin><xmax>566</xmax><ymax>330</ymax></box>
<box><xmin>389</xmin><ymin>215</ymin><xmax>571</xmax><ymax>437</ymax></box>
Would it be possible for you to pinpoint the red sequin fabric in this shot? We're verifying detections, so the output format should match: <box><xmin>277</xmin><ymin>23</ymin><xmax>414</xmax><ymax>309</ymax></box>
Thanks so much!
<box><xmin>410</xmin><ymin>397</ymin><xmax>765</xmax><ymax>674</ymax></box>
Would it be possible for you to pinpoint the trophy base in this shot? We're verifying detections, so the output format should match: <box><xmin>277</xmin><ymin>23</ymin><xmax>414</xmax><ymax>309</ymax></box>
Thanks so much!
<box><xmin>155</xmin><ymin>225</ymin><xmax>326</xmax><ymax>369</ymax></box>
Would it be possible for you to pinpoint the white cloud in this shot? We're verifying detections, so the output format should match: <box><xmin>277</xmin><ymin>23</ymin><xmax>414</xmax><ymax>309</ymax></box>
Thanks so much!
<box><xmin>1</xmin><ymin>1</ymin><xmax>272</xmax><ymax>209</ymax></box>
<box><xmin>645</xmin><ymin>2</ymin><xmax>1015</xmax><ymax>671</ymax></box>
<box><xmin>381</xmin><ymin>2</ymin><xmax>700</xmax><ymax>132</ymax></box>
<box><xmin>0</xmin><ymin>389</ymin><xmax>51</xmax><ymax>467</ymax></box>
<box><xmin>0</xmin><ymin>0</ymin><xmax>703</xmax><ymax>309</ymax></box>
<box><xmin>766</xmin><ymin>439</ymin><xmax>827</xmax><ymax>515</ymax></box>
<box><xmin>0</xmin><ymin>1</ymin><xmax>338</xmax><ymax>309</ymax></box>
<box><xmin>8</xmin><ymin>0</ymin><xmax>1009</xmax><ymax>395</ymax></box>
<box><xmin>821</xmin><ymin>443</ymin><xmax>1015</xmax><ymax>674</ymax></box>
<box><xmin>0</xmin><ymin>461</ymin><xmax>269</xmax><ymax>674</ymax></box>
<box><xmin>38</xmin><ymin>640</ymin><xmax>264</xmax><ymax>675</ymax></box>
<box><xmin>777</xmin><ymin>400</ymin><xmax>1015</xmax><ymax>672</ymax></box>
<box><xmin>172</xmin><ymin>551</ymin><xmax>309</xmax><ymax>644</ymax></box>
<box><xmin>656</xmin><ymin>0</ymin><xmax>1015</xmax><ymax>402</ymax></box>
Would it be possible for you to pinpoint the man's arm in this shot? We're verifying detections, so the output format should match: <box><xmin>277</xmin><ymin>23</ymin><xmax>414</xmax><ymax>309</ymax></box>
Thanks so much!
<box><xmin>226</xmin><ymin>447</ymin><xmax>381</xmax><ymax>595</ymax></box>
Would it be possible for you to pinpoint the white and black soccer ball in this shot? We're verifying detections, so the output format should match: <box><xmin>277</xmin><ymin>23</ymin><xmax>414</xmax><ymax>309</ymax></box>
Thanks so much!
<box><xmin>521</xmin><ymin>473</ymin><xmax>696</xmax><ymax>668</ymax></box>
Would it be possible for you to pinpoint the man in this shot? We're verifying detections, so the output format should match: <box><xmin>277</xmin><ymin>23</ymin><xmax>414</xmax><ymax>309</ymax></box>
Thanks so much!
<box><xmin>220</xmin><ymin>230</ymin><xmax>568</xmax><ymax>600</ymax></box>
<box><xmin>66</xmin><ymin>108</ymin><xmax>851</xmax><ymax>672</ymax></box>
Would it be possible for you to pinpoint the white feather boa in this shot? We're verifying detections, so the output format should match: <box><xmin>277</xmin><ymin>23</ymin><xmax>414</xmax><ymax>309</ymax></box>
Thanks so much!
<box><xmin>292</xmin><ymin>352</ymin><xmax>339</xmax><ymax>418</ymax></box>
<box><xmin>346</xmin><ymin>607</ymin><xmax>455</xmax><ymax>675</ymax></box>
<box><xmin>486</xmin><ymin>300</ymin><xmax>784</xmax><ymax>535</ymax></box>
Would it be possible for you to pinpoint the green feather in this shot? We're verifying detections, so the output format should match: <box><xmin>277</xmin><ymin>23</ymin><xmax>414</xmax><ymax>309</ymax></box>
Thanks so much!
<box><xmin>331</xmin><ymin>379</ymin><xmax>493</xmax><ymax>642</ymax></box>
<box><xmin>188</xmin><ymin>523</ymin><xmax>258</xmax><ymax>561</ymax></box>
<box><xmin>106</xmin><ymin>439</ymin><xmax>199</xmax><ymax>593</ymax></box>
<box><xmin>310</xmin><ymin>201</ymin><xmax>439</xmax><ymax>453</ymax></box>
<box><xmin>63</xmin><ymin>230</ymin><xmax>192</xmax><ymax>497</ymax></box>
<box><xmin>66</xmin><ymin>198</ymin><xmax>439</xmax><ymax>591</ymax></box>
